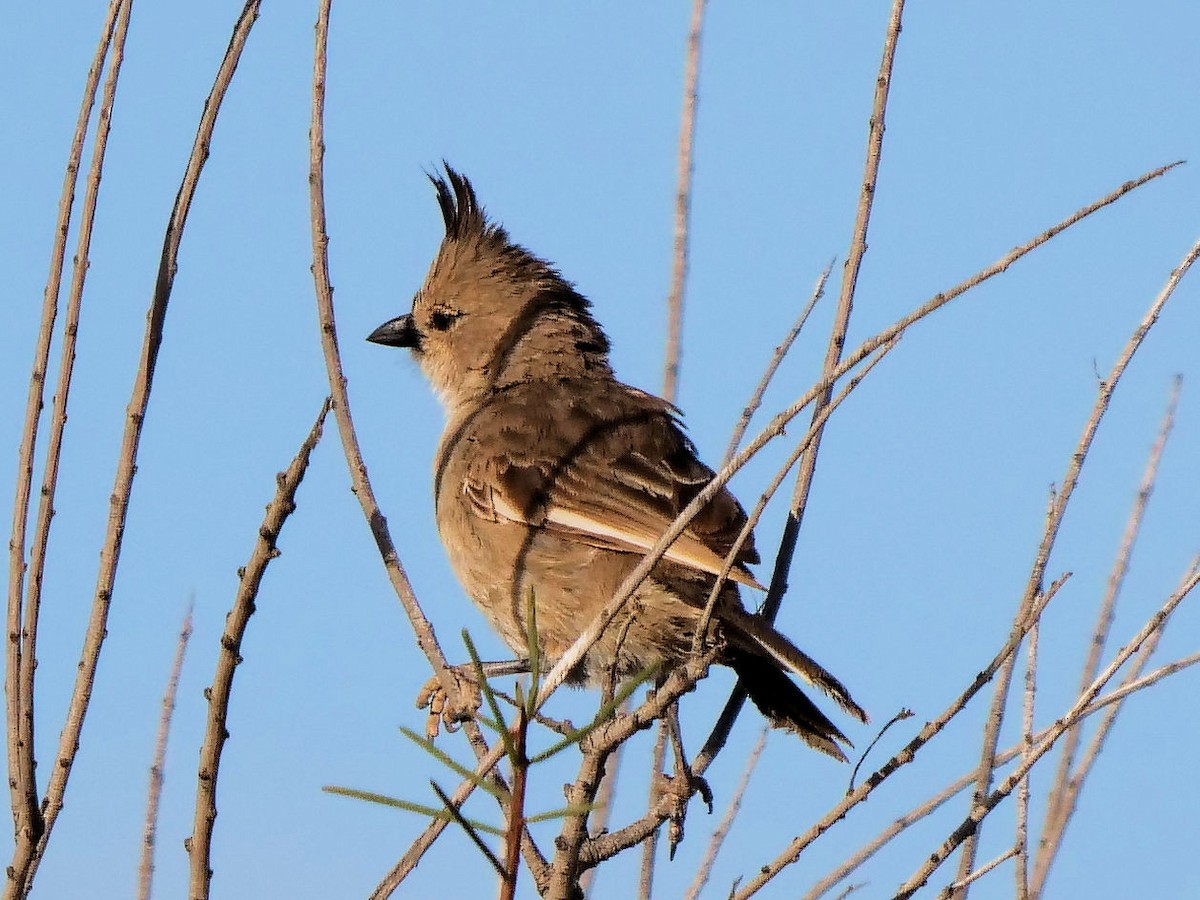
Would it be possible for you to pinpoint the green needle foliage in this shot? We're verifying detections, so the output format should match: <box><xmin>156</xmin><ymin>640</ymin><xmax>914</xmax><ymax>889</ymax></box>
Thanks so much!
<box><xmin>323</xmin><ymin>589</ymin><xmax>658</xmax><ymax>881</ymax></box>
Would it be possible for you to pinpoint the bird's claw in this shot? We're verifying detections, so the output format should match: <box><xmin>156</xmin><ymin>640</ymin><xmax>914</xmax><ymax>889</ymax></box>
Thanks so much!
<box><xmin>654</xmin><ymin>770</ymin><xmax>714</xmax><ymax>860</ymax></box>
<box><xmin>416</xmin><ymin>668</ymin><xmax>482</xmax><ymax>739</ymax></box>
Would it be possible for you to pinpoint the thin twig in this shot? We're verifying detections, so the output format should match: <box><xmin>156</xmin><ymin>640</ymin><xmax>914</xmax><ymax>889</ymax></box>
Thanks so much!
<box><xmin>488</xmin><ymin>687</ymin><xmax>575</xmax><ymax>736</ymax></box>
<box><xmin>188</xmin><ymin>401</ymin><xmax>329</xmax><ymax>900</ymax></box>
<box><xmin>937</xmin><ymin>847</ymin><xmax>1018</xmax><ymax>900</ymax></box>
<box><xmin>683</xmin><ymin>727</ymin><xmax>768</xmax><ymax>900</ymax></box>
<box><xmin>729</xmin><ymin>8</ymin><xmax>905</xmax><ymax>789</ymax></box>
<box><xmin>15</xmin><ymin>4</ymin><xmax>262</xmax><ymax>896</ymax></box>
<box><xmin>662</xmin><ymin>0</ymin><xmax>706</xmax><ymax>403</ymax></box>
<box><xmin>308</xmin><ymin>11</ymin><xmax>544</xmax><ymax>891</ymax></box>
<box><xmin>647</xmin><ymin>5</ymin><xmax>709</xmax><ymax>883</ymax></box>
<box><xmin>308</xmin><ymin>0</ymin><xmax>457</xmax><ymax>725</ymax></box>
<box><xmin>637</xmin><ymin>722</ymin><xmax>670</xmax><ymax>900</ymax></box>
<box><xmin>893</xmin><ymin>559</ymin><xmax>1200</xmax><ymax>899</ymax></box>
<box><xmin>550</xmin><ymin>650</ymin><xmax>721</xmax><ymax>892</ymax></box>
<box><xmin>1080</xmin><ymin>649</ymin><xmax>1200</xmax><ymax>713</ymax></box>
<box><xmin>848</xmin><ymin>708</ymin><xmax>914</xmax><ymax>793</ymax></box>
<box><xmin>722</xmin><ymin>263</ymin><xmax>832</xmax><ymax>466</ymax></box>
<box><xmin>19</xmin><ymin>0</ymin><xmax>135</xmax><ymax>850</ymax></box>
<box><xmin>723</xmin><ymin>0</ymin><xmax>904</xmax><ymax>767</ymax></box>
<box><xmin>1032</xmin><ymin>375</ymin><xmax>1182</xmax><ymax>892</ymax></box>
<box><xmin>955</xmin><ymin>235</ymin><xmax>1200</xmax><ymax>891</ymax></box>
<box><xmin>139</xmin><ymin>603</ymin><xmax>193</xmax><ymax>900</ymax></box>
<box><xmin>803</xmin><ymin>646</ymin><xmax>1200</xmax><ymax>900</ymax></box>
<box><xmin>1032</xmin><ymin>589</ymin><xmax>1179</xmax><ymax>896</ymax></box>
<box><xmin>1014</xmin><ymin>622</ymin><xmax>1038</xmax><ymax>900</ymax></box>
<box><xmin>731</xmin><ymin>575</ymin><xmax>1069</xmax><ymax>900</ymax></box>
<box><xmin>5</xmin><ymin>0</ymin><xmax>125</xmax><ymax>876</ymax></box>
<box><xmin>775</xmin><ymin>0</ymin><xmax>905</xmax><ymax>620</ymax></box>
<box><xmin>691</xmin><ymin>339</ymin><xmax>897</xmax><ymax>662</ymax></box>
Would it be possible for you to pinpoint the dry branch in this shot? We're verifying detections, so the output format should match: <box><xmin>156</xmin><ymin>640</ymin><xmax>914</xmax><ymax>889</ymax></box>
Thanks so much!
<box><xmin>644</xmin><ymin>4</ymin><xmax>710</xmax><ymax>885</ymax></box>
<box><xmin>140</xmin><ymin>604</ymin><xmax>194</xmax><ymax>900</ymax></box>
<box><xmin>778</xmin><ymin>0</ymin><xmax>905</xmax><ymax>604</ymax></box>
<box><xmin>662</xmin><ymin>0</ymin><xmax>707</xmax><ymax>403</ymax></box>
<box><xmin>1031</xmin><ymin>376</ymin><xmax>1183</xmax><ymax>891</ymax></box>
<box><xmin>5</xmin><ymin>0</ymin><xmax>127</xmax><ymax>877</ymax></box>
<box><xmin>954</xmin><ymin>234</ymin><xmax>1200</xmax><ymax>890</ymax></box>
<box><xmin>722</xmin><ymin>263</ymin><xmax>832</xmax><ymax>466</ymax></box>
<box><xmin>731</xmin><ymin>573</ymin><xmax>1068</xmax><ymax>900</ymax></box>
<box><xmin>188</xmin><ymin>400</ymin><xmax>329</xmax><ymax>900</ymax></box>
<box><xmin>894</xmin><ymin>558</ymin><xmax>1200</xmax><ymax>899</ymax></box>
<box><xmin>6</xmin><ymin>2</ymin><xmax>263</xmax><ymax>894</ymax></box>
<box><xmin>802</xmin><ymin>644</ymin><xmax>1199</xmax><ymax>900</ymax></box>
<box><xmin>683</xmin><ymin>727</ymin><xmax>769</xmax><ymax>900</ymax></box>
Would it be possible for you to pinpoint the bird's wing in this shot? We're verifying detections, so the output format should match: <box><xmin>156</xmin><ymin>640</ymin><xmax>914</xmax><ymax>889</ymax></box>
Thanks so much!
<box><xmin>462</xmin><ymin>385</ymin><xmax>764</xmax><ymax>590</ymax></box>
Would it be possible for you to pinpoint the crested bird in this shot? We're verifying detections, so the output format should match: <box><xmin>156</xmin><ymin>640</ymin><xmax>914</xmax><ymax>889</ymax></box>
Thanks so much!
<box><xmin>368</xmin><ymin>166</ymin><xmax>866</xmax><ymax>759</ymax></box>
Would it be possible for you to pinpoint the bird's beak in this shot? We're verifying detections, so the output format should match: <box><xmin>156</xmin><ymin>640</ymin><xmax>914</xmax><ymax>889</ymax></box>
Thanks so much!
<box><xmin>367</xmin><ymin>314</ymin><xmax>421</xmax><ymax>349</ymax></box>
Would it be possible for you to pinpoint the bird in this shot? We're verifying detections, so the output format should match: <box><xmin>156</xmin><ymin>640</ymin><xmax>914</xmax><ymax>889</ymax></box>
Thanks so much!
<box><xmin>367</xmin><ymin>165</ymin><xmax>866</xmax><ymax>760</ymax></box>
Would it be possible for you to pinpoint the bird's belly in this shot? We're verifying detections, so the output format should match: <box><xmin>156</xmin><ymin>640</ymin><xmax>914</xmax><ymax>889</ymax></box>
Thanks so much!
<box><xmin>441</xmin><ymin>515</ymin><xmax>703</xmax><ymax>682</ymax></box>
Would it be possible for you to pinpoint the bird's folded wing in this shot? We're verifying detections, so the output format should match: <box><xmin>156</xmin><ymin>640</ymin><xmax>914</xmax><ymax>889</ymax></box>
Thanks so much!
<box><xmin>464</xmin><ymin>432</ymin><xmax>764</xmax><ymax>591</ymax></box>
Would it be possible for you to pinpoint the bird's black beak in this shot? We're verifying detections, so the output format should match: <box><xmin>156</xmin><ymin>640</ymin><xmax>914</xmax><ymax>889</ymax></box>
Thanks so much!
<box><xmin>367</xmin><ymin>314</ymin><xmax>421</xmax><ymax>349</ymax></box>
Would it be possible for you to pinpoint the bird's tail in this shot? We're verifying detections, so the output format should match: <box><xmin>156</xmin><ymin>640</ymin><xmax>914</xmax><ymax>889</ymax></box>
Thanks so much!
<box><xmin>722</xmin><ymin>608</ymin><xmax>867</xmax><ymax>762</ymax></box>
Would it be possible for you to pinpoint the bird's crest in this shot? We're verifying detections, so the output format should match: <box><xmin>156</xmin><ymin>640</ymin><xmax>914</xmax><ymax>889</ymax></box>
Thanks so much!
<box><xmin>430</xmin><ymin>164</ymin><xmax>495</xmax><ymax>245</ymax></box>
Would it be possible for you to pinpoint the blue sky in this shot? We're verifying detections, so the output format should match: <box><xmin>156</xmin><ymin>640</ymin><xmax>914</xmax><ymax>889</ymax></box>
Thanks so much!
<box><xmin>3</xmin><ymin>3</ymin><xmax>1198</xmax><ymax>898</ymax></box>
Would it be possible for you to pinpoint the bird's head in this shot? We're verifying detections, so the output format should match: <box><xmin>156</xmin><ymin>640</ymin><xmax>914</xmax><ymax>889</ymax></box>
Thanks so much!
<box><xmin>368</xmin><ymin>165</ymin><xmax>613</xmax><ymax>413</ymax></box>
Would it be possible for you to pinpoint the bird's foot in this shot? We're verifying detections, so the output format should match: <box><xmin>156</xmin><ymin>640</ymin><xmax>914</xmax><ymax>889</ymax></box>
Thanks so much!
<box><xmin>654</xmin><ymin>767</ymin><xmax>714</xmax><ymax>860</ymax></box>
<box><xmin>415</xmin><ymin>666</ymin><xmax>482</xmax><ymax>739</ymax></box>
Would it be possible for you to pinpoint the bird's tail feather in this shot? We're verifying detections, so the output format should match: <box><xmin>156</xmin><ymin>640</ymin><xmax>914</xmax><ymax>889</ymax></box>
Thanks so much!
<box><xmin>726</xmin><ymin>648</ymin><xmax>852</xmax><ymax>761</ymax></box>
<box><xmin>721</xmin><ymin>608</ymin><xmax>868</xmax><ymax>761</ymax></box>
<box><xmin>723</xmin><ymin>607</ymin><xmax>867</xmax><ymax>722</ymax></box>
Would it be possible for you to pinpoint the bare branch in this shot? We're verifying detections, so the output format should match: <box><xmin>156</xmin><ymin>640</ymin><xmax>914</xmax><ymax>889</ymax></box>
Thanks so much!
<box><xmin>644</xmin><ymin>7</ymin><xmax>712</xmax><ymax>862</ymax></box>
<box><xmin>188</xmin><ymin>401</ymin><xmax>329</xmax><ymax>900</ymax></box>
<box><xmin>12</xmin><ymin>4</ymin><xmax>264</xmax><ymax>895</ymax></box>
<box><xmin>779</xmin><ymin>0</ymin><xmax>906</xmax><ymax>615</ymax></box>
<box><xmin>703</xmin><ymin>0</ymin><xmax>909</xmax><ymax>764</ymax></box>
<box><xmin>691</xmin><ymin>339</ymin><xmax>897</xmax><ymax>662</ymax></box>
<box><xmin>804</xmin><ymin>646</ymin><xmax>1200</xmax><ymax>900</ymax></box>
<box><xmin>732</xmin><ymin>574</ymin><xmax>1069</xmax><ymax>900</ymax></box>
<box><xmin>1080</xmin><ymin>650</ymin><xmax>1200</xmax><ymax>719</ymax></box>
<box><xmin>6</xmin><ymin>0</ymin><xmax>128</xmax><ymax>873</ymax></box>
<box><xmin>955</xmin><ymin>235</ymin><xmax>1200</xmax><ymax>889</ymax></box>
<box><xmin>662</xmin><ymin>0</ymin><xmax>707</xmax><ymax>403</ymax></box>
<box><xmin>893</xmin><ymin>558</ymin><xmax>1200</xmax><ymax>899</ymax></box>
<box><xmin>1032</xmin><ymin>375</ymin><xmax>1182</xmax><ymax>891</ymax></box>
<box><xmin>684</xmin><ymin>727</ymin><xmax>768</xmax><ymax>900</ymax></box>
<box><xmin>722</xmin><ymin>263</ymin><xmax>832</xmax><ymax>466</ymax></box>
<box><xmin>18</xmin><ymin>0</ymin><xmax>135</xmax><ymax>855</ymax></box>
<box><xmin>308</xmin><ymin>0</ymin><xmax>458</xmax><ymax>719</ymax></box>
<box><xmin>576</xmin><ymin>736</ymin><xmax>622</xmax><ymax>898</ymax></box>
<box><xmin>310</xmin><ymin>8</ymin><xmax>533</xmax><ymax>892</ymax></box>
<box><xmin>637</xmin><ymin>720</ymin><xmax>670</xmax><ymax>900</ymax></box>
<box><xmin>139</xmin><ymin>603</ymin><xmax>193</xmax><ymax>900</ymax></box>
<box><xmin>1014</xmin><ymin>622</ymin><xmax>1038</xmax><ymax>900</ymax></box>
<box><xmin>937</xmin><ymin>847</ymin><xmax>1018</xmax><ymax>900</ymax></box>
<box><xmin>550</xmin><ymin>649</ymin><xmax>720</xmax><ymax>890</ymax></box>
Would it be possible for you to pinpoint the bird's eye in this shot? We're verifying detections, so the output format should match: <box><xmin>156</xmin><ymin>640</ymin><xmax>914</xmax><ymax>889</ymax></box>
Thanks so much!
<box><xmin>429</xmin><ymin>308</ymin><xmax>459</xmax><ymax>331</ymax></box>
